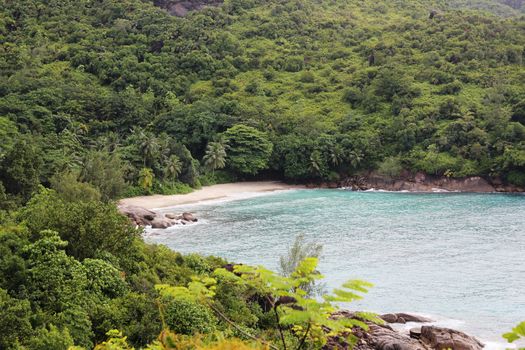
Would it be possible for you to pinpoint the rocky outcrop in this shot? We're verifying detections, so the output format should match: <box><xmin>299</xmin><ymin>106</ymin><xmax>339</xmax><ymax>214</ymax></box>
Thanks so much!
<box><xmin>352</xmin><ymin>323</ymin><xmax>427</xmax><ymax>350</ymax></box>
<box><xmin>420</xmin><ymin>326</ymin><xmax>484</xmax><ymax>350</ymax></box>
<box><xmin>326</xmin><ymin>311</ymin><xmax>483</xmax><ymax>350</ymax></box>
<box><xmin>337</xmin><ymin>171</ymin><xmax>524</xmax><ymax>193</ymax></box>
<box><xmin>118</xmin><ymin>205</ymin><xmax>157</xmax><ymax>226</ymax></box>
<box><xmin>380</xmin><ymin>313</ymin><xmax>433</xmax><ymax>324</ymax></box>
<box><xmin>118</xmin><ymin>205</ymin><xmax>197</xmax><ymax>228</ymax></box>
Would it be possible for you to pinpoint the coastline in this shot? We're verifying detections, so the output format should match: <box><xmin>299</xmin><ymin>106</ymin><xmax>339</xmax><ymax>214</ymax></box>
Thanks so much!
<box><xmin>119</xmin><ymin>175</ymin><xmax>524</xmax><ymax>211</ymax></box>
<box><xmin>118</xmin><ymin>181</ymin><xmax>305</xmax><ymax>209</ymax></box>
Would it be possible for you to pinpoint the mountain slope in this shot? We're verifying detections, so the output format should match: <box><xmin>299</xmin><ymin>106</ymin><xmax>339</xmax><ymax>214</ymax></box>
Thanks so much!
<box><xmin>1</xmin><ymin>0</ymin><xmax>524</xmax><ymax>201</ymax></box>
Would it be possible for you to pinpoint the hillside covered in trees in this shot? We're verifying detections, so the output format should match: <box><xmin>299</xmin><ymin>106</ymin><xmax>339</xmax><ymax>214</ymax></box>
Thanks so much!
<box><xmin>1</xmin><ymin>0</ymin><xmax>525</xmax><ymax>348</ymax></box>
<box><xmin>1</xmin><ymin>0</ymin><xmax>525</xmax><ymax>205</ymax></box>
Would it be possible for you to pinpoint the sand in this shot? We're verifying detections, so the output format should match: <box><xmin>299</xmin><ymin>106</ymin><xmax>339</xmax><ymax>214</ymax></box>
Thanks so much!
<box><xmin>118</xmin><ymin>181</ymin><xmax>304</xmax><ymax>209</ymax></box>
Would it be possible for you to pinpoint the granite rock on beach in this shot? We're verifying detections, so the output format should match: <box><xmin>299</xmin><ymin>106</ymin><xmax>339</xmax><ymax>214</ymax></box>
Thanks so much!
<box><xmin>329</xmin><ymin>311</ymin><xmax>484</xmax><ymax>350</ymax></box>
<box><xmin>118</xmin><ymin>204</ymin><xmax>197</xmax><ymax>228</ymax></box>
<box><xmin>330</xmin><ymin>171</ymin><xmax>524</xmax><ymax>192</ymax></box>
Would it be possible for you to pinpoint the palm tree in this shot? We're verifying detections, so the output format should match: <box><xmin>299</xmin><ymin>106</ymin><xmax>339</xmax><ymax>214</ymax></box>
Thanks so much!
<box><xmin>329</xmin><ymin>144</ymin><xmax>344</xmax><ymax>167</ymax></box>
<box><xmin>203</xmin><ymin>141</ymin><xmax>227</xmax><ymax>174</ymax></box>
<box><xmin>347</xmin><ymin>150</ymin><xmax>363</xmax><ymax>169</ymax></box>
<box><xmin>137</xmin><ymin>131</ymin><xmax>160</xmax><ymax>168</ymax></box>
<box><xmin>309</xmin><ymin>150</ymin><xmax>323</xmax><ymax>176</ymax></box>
<box><xmin>164</xmin><ymin>154</ymin><xmax>183</xmax><ymax>183</ymax></box>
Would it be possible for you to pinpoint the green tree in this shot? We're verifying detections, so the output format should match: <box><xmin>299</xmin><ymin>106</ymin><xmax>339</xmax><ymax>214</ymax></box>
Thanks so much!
<box><xmin>131</xmin><ymin>129</ymin><xmax>162</xmax><ymax>168</ymax></box>
<box><xmin>0</xmin><ymin>288</ymin><xmax>33</xmax><ymax>349</ymax></box>
<box><xmin>223</xmin><ymin>125</ymin><xmax>273</xmax><ymax>176</ymax></box>
<box><xmin>27</xmin><ymin>325</ymin><xmax>74</xmax><ymax>350</ymax></box>
<box><xmin>279</xmin><ymin>234</ymin><xmax>324</xmax><ymax>297</ymax></box>
<box><xmin>138</xmin><ymin>168</ymin><xmax>154</xmax><ymax>192</ymax></box>
<box><xmin>50</xmin><ymin>170</ymin><xmax>102</xmax><ymax>203</ymax></box>
<box><xmin>203</xmin><ymin>141</ymin><xmax>227</xmax><ymax>174</ymax></box>
<box><xmin>20</xmin><ymin>188</ymin><xmax>140</xmax><ymax>264</ymax></box>
<box><xmin>156</xmin><ymin>258</ymin><xmax>379</xmax><ymax>350</ymax></box>
<box><xmin>80</xmin><ymin>150</ymin><xmax>128</xmax><ymax>201</ymax></box>
<box><xmin>163</xmin><ymin>155</ymin><xmax>182</xmax><ymax>184</ymax></box>
<box><xmin>0</xmin><ymin>136</ymin><xmax>43</xmax><ymax>201</ymax></box>
<box><xmin>377</xmin><ymin>156</ymin><xmax>403</xmax><ymax>178</ymax></box>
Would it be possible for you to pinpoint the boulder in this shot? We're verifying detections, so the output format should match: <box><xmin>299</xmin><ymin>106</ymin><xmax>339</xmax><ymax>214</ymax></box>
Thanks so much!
<box><xmin>324</xmin><ymin>311</ymin><xmax>483</xmax><ymax>350</ymax></box>
<box><xmin>118</xmin><ymin>206</ymin><xmax>198</xmax><ymax>228</ymax></box>
<box><xmin>381</xmin><ymin>313</ymin><xmax>433</xmax><ymax>324</ymax></box>
<box><xmin>414</xmin><ymin>172</ymin><xmax>426</xmax><ymax>183</ymax></box>
<box><xmin>347</xmin><ymin>323</ymin><xmax>427</xmax><ymax>350</ymax></box>
<box><xmin>150</xmin><ymin>217</ymin><xmax>172</xmax><ymax>229</ymax></box>
<box><xmin>420</xmin><ymin>326</ymin><xmax>484</xmax><ymax>350</ymax></box>
<box><xmin>409</xmin><ymin>327</ymin><xmax>421</xmax><ymax>340</ymax></box>
<box><xmin>329</xmin><ymin>311</ymin><xmax>427</xmax><ymax>350</ymax></box>
<box><xmin>118</xmin><ymin>205</ymin><xmax>157</xmax><ymax>226</ymax></box>
<box><xmin>182</xmin><ymin>212</ymin><xmax>197</xmax><ymax>222</ymax></box>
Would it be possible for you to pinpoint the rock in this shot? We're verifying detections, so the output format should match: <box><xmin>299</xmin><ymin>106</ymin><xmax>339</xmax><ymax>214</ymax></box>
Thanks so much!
<box><xmin>118</xmin><ymin>205</ymin><xmax>157</xmax><ymax>226</ymax></box>
<box><xmin>118</xmin><ymin>205</ymin><xmax>198</xmax><ymax>228</ymax></box>
<box><xmin>351</xmin><ymin>323</ymin><xmax>427</xmax><ymax>350</ymax></box>
<box><xmin>150</xmin><ymin>217</ymin><xmax>172</xmax><ymax>229</ymax></box>
<box><xmin>414</xmin><ymin>172</ymin><xmax>426</xmax><ymax>183</ymax></box>
<box><xmin>420</xmin><ymin>326</ymin><xmax>484</xmax><ymax>350</ymax></box>
<box><xmin>182</xmin><ymin>212</ymin><xmax>197</xmax><ymax>222</ymax></box>
<box><xmin>409</xmin><ymin>327</ymin><xmax>422</xmax><ymax>339</ymax></box>
<box><xmin>340</xmin><ymin>171</ymin><xmax>518</xmax><ymax>193</ymax></box>
<box><xmin>443</xmin><ymin>176</ymin><xmax>494</xmax><ymax>192</ymax></box>
<box><xmin>329</xmin><ymin>311</ymin><xmax>427</xmax><ymax>350</ymax></box>
<box><xmin>381</xmin><ymin>314</ymin><xmax>404</xmax><ymax>323</ymax></box>
<box><xmin>323</xmin><ymin>311</ymin><xmax>483</xmax><ymax>350</ymax></box>
<box><xmin>381</xmin><ymin>313</ymin><xmax>433</xmax><ymax>324</ymax></box>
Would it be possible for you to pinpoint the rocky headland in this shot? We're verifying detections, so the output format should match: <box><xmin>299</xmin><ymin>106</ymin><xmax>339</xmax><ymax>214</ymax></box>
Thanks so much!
<box><xmin>118</xmin><ymin>205</ymin><xmax>198</xmax><ymax>229</ymax></box>
<box><xmin>315</xmin><ymin>172</ymin><xmax>524</xmax><ymax>193</ymax></box>
<box><xmin>330</xmin><ymin>311</ymin><xmax>484</xmax><ymax>350</ymax></box>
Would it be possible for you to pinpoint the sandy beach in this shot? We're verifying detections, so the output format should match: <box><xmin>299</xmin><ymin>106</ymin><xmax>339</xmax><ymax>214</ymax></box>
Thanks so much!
<box><xmin>118</xmin><ymin>181</ymin><xmax>304</xmax><ymax>209</ymax></box>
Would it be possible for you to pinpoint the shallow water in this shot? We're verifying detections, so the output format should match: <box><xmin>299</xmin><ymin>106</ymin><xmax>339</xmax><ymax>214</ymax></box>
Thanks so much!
<box><xmin>147</xmin><ymin>189</ymin><xmax>525</xmax><ymax>347</ymax></box>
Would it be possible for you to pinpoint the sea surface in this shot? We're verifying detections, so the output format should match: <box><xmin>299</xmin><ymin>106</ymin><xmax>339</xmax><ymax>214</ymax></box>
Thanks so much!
<box><xmin>146</xmin><ymin>189</ymin><xmax>525</xmax><ymax>348</ymax></box>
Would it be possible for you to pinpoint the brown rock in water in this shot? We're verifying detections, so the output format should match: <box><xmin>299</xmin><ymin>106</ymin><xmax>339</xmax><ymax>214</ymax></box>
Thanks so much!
<box><xmin>381</xmin><ymin>313</ymin><xmax>433</xmax><ymax>324</ymax></box>
<box><xmin>118</xmin><ymin>205</ymin><xmax>157</xmax><ymax>226</ymax></box>
<box><xmin>182</xmin><ymin>212</ymin><xmax>197</xmax><ymax>222</ymax></box>
<box><xmin>118</xmin><ymin>206</ymin><xmax>197</xmax><ymax>228</ymax></box>
<box><xmin>420</xmin><ymin>326</ymin><xmax>484</xmax><ymax>350</ymax></box>
<box><xmin>150</xmin><ymin>217</ymin><xmax>172</xmax><ymax>229</ymax></box>
<box><xmin>339</xmin><ymin>323</ymin><xmax>427</xmax><ymax>350</ymax></box>
<box><xmin>326</xmin><ymin>311</ymin><xmax>482</xmax><ymax>350</ymax></box>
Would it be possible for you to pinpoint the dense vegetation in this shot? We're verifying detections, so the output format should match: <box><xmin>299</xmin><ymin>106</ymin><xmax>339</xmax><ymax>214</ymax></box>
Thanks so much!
<box><xmin>0</xmin><ymin>187</ymin><xmax>378</xmax><ymax>349</ymax></box>
<box><xmin>1</xmin><ymin>0</ymin><xmax>525</xmax><ymax>206</ymax></box>
<box><xmin>1</xmin><ymin>0</ymin><xmax>525</xmax><ymax>348</ymax></box>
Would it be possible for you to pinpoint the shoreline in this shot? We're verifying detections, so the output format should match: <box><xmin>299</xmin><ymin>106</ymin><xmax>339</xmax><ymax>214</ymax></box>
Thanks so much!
<box><xmin>119</xmin><ymin>177</ymin><xmax>524</xmax><ymax>211</ymax></box>
<box><xmin>118</xmin><ymin>181</ymin><xmax>305</xmax><ymax>210</ymax></box>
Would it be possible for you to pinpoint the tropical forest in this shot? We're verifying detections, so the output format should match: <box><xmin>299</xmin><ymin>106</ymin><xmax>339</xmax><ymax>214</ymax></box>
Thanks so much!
<box><xmin>0</xmin><ymin>0</ymin><xmax>524</xmax><ymax>348</ymax></box>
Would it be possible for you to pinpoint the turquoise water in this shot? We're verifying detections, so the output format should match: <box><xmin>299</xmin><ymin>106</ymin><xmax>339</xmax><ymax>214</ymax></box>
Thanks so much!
<box><xmin>148</xmin><ymin>189</ymin><xmax>525</xmax><ymax>346</ymax></box>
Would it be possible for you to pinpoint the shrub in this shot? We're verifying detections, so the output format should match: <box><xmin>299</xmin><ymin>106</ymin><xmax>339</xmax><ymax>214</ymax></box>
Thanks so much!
<box><xmin>507</xmin><ymin>170</ymin><xmax>525</xmax><ymax>187</ymax></box>
<box><xmin>377</xmin><ymin>157</ymin><xmax>403</xmax><ymax>178</ymax></box>
<box><xmin>50</xmin><ymin>171</ymin><xmax>102</xmax><ymax>203</ymax></box>
<box><xmin>342</xmin><ymin>87</ymin><xmax>363</xmax><ymax>106</ymax></box>
<box><xmin>164</xmin><ymin>298</ymin><xmax>217</xmax><ymax>335</ymax></box>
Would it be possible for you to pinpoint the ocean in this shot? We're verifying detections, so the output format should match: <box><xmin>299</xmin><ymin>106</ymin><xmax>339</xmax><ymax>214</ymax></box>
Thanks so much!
<box><xmin>147</xmin><ymin>189</ymin><xmax>525</xmax><ymax>348</ymax></box>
